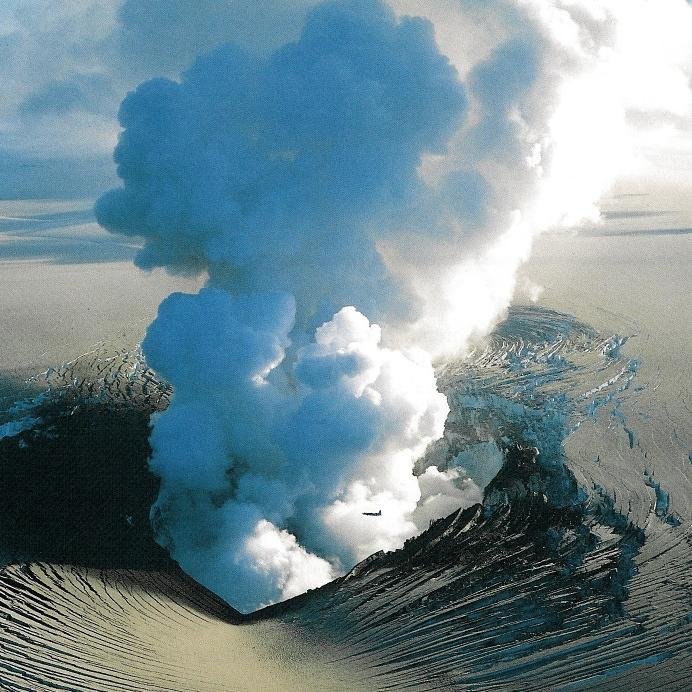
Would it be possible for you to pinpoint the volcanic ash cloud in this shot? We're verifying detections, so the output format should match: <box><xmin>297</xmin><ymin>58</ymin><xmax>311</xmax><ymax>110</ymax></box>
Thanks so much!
<box><xmin>144</xmin><ymin>289</ymin><xmax>451</xmax><ymax>611</ymax></box>
<box><xmin>96</xmin><ymin>0</ymin><xmax>692</xmax><ymax>610</ymax></box>
<box><xmin>96</xmin><ymin>1</ymin><xmax>482</xmax><ymax>611</ymax></box>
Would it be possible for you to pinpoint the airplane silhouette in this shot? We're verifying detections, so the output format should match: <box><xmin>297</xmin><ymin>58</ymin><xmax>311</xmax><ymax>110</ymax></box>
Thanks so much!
<box><xmin>362</xmin><ymin>510</ymin><xmax>382</xmax><ymax>516</ymax></box>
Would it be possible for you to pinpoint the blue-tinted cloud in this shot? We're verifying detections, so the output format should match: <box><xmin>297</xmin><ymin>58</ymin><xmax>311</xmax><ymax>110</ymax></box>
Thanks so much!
<box><xmin>19</xmin><ymin>74</ymin><xmax>119</xmax><ymax>118</ymax></box>
<box><xmin>467</xmin><ymin>38</ymin><xmax>540</xmax><ymax>157</ymax></box>
<box><xmin>101</xmin><ymin>1</ymin><xmax>477</xmax><ymax>610</ymax></box>
<box><xmin>0</xmin><ymin>0</ymin><xmax>320</xmax><ymax>199</ymax></box>
<box><xmin>96</xmin><ymin>0</ymin><xmax>466</xmax><ymax>324</ymax></box>
<box><xmin>117</xmin><ymin>0</ymin><xmax>320</xmax><ymax>75</ymax></box>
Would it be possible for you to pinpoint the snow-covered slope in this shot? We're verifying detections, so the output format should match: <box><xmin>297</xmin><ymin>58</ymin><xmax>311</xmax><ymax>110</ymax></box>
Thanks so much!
<box><xmin>0</xmin><ymin>304</ymin><xmax>689</xmax><ymax>690</ymax></box>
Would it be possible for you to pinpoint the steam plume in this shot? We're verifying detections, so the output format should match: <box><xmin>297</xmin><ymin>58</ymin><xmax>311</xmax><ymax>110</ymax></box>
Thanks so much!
<box><xmin>97</xmin><ymin>0</ymin><xmax>692</xmax><ymax>610</ymax></box>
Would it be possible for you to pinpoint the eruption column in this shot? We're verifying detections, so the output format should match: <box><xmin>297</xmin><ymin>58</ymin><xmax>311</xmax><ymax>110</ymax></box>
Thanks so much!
<box><xmin>97</xmin><ymin>0</ymin><xmax>692</xmax><ymax>610</ymax></box>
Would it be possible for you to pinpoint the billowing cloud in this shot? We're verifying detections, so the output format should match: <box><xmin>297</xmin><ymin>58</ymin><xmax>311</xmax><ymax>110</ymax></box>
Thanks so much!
<box><xmin>96</xmin><ymin>0</ymin><xmax>467</xmax><ymax>329</ymax></box>
<box><xmin>88</xmin><ymin>0</ymin><xmax>692</xmax><ymax>611</ymax></box>
<box><xmin>145</xmin><ymin>289</ymin><xmax>450</xmax><ymax>610</ymax></box>
<box><xmin>116</xmin><ymin>0</ymin><xmax>321</xmax><ymax>75</ymax></box>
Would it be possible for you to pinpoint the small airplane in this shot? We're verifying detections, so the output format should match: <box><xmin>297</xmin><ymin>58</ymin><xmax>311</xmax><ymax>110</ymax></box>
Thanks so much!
<box><xmin>362</xmin><ymin>509</ymin><xmax>382</xmax><ymax>517</ymax></box>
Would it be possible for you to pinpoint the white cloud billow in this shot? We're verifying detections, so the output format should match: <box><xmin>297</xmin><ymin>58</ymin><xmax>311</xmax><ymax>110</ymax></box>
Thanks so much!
<box><xmin>145</xmin><ymin>290</ymin><xmax>450</xmax><ymax>610</ymax></box>
<box><xmin>87</xmin><ymin>0</ymin><xmax>692</xmax><ymax>610</ymax></box>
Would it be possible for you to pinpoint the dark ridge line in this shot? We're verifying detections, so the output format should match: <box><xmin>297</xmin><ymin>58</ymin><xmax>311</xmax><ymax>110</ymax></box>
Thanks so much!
<box><xmin>581</xmin><ymin>227</ymin><xmax>692</xmax><ymax>238</ymax></box>
<box><xmin>0</xmin><ymin>320</ymin><xmax>647</xmax><ymax>624</ymax></box>
<box><xmin>246</xmin><ymin>444</ymin><xmax>646</xmax><ymax>622</ymax></box>
<box><xmin>1</xmin><ymin>560</ymin><xmax>244</xmax><ymax>625</ymax></box>
<box><xmin>600</xmin><ymin>210</ymin><xmax>673</xmax><ymax>220</ymax></box>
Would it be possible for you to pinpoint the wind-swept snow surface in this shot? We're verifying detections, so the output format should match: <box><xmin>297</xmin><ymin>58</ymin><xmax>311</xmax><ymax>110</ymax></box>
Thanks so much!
<box><xmin>0</xmin><ymin>300</ymin><xmax>689</xmax><ymax>690</ymax></box>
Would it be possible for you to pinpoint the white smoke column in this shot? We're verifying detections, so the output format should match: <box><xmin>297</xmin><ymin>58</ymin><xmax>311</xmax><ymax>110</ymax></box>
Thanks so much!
<box><xmin>97</xmin><ymin>0</ymin><xmax>692</xmax><ymax>610</ymax></box>
<box><xmin>144</xmin><ymin>291</ymin><xmax>449</xmax><ymax>610</ymax></box>
<box><xmin>244</xmin><ymin>521</ymin><xmax>335</xmax><ymax>603</ymax></box>
<box><xmin>295</xmin><ymin>307</ymin><xmax>449</xmax><ymax>562</ymax></box>
<box><xmin>389</xmin><ymin>0</ymin><xmax>692</xmax><ymax>357</ymax></box>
